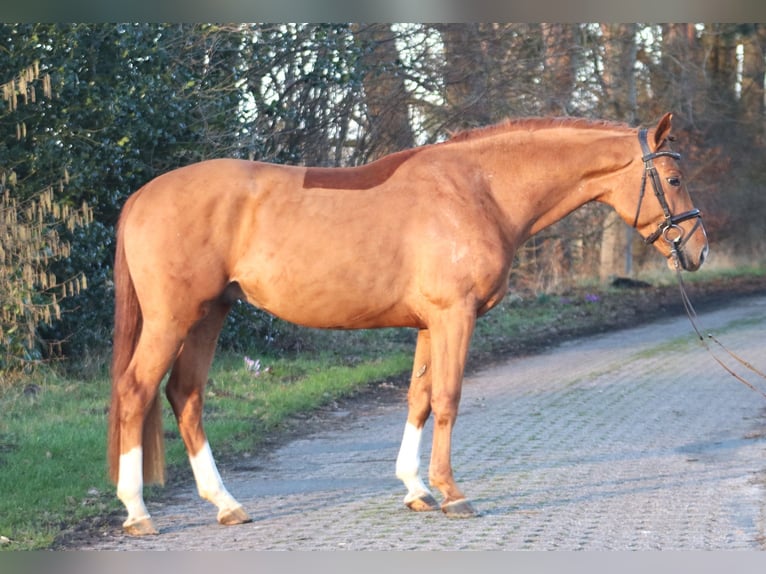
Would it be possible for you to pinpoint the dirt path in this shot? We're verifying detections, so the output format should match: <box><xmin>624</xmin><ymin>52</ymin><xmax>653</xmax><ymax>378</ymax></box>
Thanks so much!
<box><xmin>70</xmin><ymin>294</ymin><xmax>766</xmax><ymax>550</ymax></box>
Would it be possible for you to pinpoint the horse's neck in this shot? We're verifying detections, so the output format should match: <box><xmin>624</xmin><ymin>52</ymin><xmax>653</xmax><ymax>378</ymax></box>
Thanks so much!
<box><xmin>463</xmin><ymin>129</ymin><xmax>634</xmax><ymax>240</ymax></box>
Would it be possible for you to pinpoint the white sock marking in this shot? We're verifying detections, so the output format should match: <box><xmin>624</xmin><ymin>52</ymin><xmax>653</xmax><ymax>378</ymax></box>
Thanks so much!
<box><xmin>189</xmin><ymin>441</ymin><xmax>241</xmax><ymax>515</ymax></box>
<box><xmin>395</xmin><ymin>422</ymin><xmax>432</xmax><ymax>503</ymax></box>
<box><xmin>117</xmin><ymin>447</ymin><xmax>150</xmax><ymax>527</ymax></box>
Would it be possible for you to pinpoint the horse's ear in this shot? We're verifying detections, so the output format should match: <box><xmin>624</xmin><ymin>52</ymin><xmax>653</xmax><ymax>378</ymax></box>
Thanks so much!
<box><xmin>653</xmin><ymin>112</ymin><xmax>673</xmax><ymax>149</ymax></box>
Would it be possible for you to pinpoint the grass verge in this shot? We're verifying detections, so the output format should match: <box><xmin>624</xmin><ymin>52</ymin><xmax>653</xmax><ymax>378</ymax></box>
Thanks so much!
<box><xmin>0</xmin><ymin>351</ymin><xmax>412</xmax><ymax>550</ymax></box>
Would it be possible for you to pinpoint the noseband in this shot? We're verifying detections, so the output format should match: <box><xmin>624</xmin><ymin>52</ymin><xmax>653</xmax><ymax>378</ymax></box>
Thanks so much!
<box><xmin>632</xmin><ymin>128</ymin><xmax>702</xmax><ymax>247</ymax></box>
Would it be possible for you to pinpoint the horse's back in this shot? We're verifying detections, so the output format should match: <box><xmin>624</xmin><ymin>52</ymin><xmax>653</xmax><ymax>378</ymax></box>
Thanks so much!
<box><xmin>119</xmin><ymin>153</ymin><xmax>512</xmax><ymax>331</ymax></box>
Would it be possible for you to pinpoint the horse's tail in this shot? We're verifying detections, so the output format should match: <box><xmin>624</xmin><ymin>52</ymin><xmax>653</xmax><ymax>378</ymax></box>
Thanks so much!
<box><xmin>107</xmin><ymin>195</ymin><xmax>165</xmax><ymax>486</ymax></box>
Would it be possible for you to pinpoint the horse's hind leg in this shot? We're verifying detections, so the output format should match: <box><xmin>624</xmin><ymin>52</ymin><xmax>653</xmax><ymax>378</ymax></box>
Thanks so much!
<box><xmin>165</xmin><ymin>300</ymin><xmax>251</xmax><ymax>527</ymax></box>
<box><xmin>115</xmin><ymin>324</ymin><xmax>184</xmax><ymax>536</ymax></box>
<box><xmin>395</xmin><ymin>329</ymin><xmax>439</xmax><ymax>512</ymax></box>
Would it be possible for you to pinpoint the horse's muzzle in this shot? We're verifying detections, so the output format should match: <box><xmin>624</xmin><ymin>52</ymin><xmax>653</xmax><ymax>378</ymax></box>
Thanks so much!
<box><xmin>670</xmin><ymin>241</ymin><xmax>708</xmax><ymax>272</ymax></box>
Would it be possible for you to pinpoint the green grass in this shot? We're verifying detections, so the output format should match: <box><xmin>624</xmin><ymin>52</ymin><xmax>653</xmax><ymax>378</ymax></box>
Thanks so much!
<box><xmin>1</xmin><ymin>266</ymin><xmax>765</xmax><ymax>550</ymax></box>
<box><xmin>194</xmin><ymin>352</ymin><xmax>412</xmax><ymax>460</ymax></box>
<box><xmin>0</xmin><ymin>351</ymin><xmax>412</xmax><ymax>550</ymax></box>
<box><xmin>0</xmin><ymin>372</ymin><xmax>117</xmax><ymax>549</ymax></box>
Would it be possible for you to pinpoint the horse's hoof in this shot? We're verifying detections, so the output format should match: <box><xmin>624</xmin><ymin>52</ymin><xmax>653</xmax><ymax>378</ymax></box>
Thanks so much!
<box><xmin>405</xmin><ymin>493</ymin><xmax>440</xmax><ymax>512</ymax></box>
<box><xmin>218</xmin><ymin>505</ymin><xmax>252</xmax><ymax>526</ymax></box>
<box><xmin>441</xmin><ymin>498</ymin><xmax>478</xmax><ymax>518</ymax></box>
<box><xmin>123</xmin><ymin>517</ymin><xmax>159</xmax><ymax>536</ymax></box>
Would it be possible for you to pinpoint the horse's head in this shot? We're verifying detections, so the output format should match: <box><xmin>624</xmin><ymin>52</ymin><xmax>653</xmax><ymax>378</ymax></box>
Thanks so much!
<box><xmin>625</xmin><ymin>113</ymin><xmax>708</xmax><ymax>272</ymax></box>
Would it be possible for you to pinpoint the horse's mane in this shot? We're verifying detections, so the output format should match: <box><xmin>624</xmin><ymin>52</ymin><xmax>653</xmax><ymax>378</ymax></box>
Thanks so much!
<box><xmin>447</xmin><ymin>117</ymin><xmax>632</xmax><ymax>144</ymax></box>
<box><xmin>303</xmin><ymin>117</ymin><xmax>633</xmax><ymax>190</ymax></box>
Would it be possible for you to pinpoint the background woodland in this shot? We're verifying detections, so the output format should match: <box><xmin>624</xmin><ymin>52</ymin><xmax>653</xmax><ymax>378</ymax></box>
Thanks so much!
<box><xmin>1</xmin><ymin>23</ymin><xmax>764</xmax><ymax>372</ymax></box>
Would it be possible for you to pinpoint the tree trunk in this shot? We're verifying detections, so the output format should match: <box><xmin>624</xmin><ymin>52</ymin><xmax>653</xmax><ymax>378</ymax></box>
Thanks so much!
<box><xmin>598</xmin><ymin>24</ymin><xmax>638</xmax><ymax>281</ymax></box>
<box><xmin>541</xmin><ymin>23</ymin><xmax>577</xmax><ymax>115</ymax></box>
<box><xmin>653</xmin><ymin>24</ymin><xmax>700</xmax><ymax>124</ymax></box>
<box><xmin>739</xmin><ymin>24</ymin><xmax>766</xmax><ymax>141</ymax></box>
<box><xmin>702</xmin><ymin>24</ymin><xmax>739</xmax><ymax>122</ymax></box>
<box><xmin>432</xmin><ymin>23</ymin><xmax>493</xmax><ymax>130</ymax></box>
<box><xmin>599</xmin><ymin>23</ymin><xmax>638</xmax><ymax>123</ymax></box>
<box><xmin>351</xmin><ymin>23</ymin><xmax>415</xmax><ymax>158</ymax></box>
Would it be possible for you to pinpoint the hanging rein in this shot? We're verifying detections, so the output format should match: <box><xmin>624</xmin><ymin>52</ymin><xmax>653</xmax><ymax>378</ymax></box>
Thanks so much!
<box><xmin>632</xmin><ymin>129</ymin><xmax>766</xmax><ymax>400</ymax></box>
<box><xmin>671</xmin><ymin>260</ymin><xmax>766</xmax><ymax>401</ymax></box>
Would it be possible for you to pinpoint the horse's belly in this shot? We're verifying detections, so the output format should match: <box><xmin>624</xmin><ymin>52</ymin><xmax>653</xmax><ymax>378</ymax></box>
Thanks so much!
<box><xmin>234</xmin><ymin>271</ymin><xmax>419</xmax><ymax>330</ymax></box>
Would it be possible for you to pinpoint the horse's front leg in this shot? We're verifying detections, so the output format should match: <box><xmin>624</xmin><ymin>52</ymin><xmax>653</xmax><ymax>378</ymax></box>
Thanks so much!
<box><xmin>426</xmin><ymin>306</ymin><xmax>477</xmax><ymax>517</ymax></box>
<box><xmin>396</xmin><ymin>329</ymin><xmax>440</xmax><ymax>511</ymax></box>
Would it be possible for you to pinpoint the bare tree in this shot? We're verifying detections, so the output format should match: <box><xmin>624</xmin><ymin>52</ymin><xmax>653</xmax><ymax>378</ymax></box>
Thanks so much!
<box><xmin>541</xmin><ymin>23</ymin><xmax>578</xmax><ymax>115</ymax></box>
<box><xmin>351</xmin><ymin>23</ymin><xmax>415</xmax><ymax>158</ymax></box>
<box><xmin>597</xmin><ymin>24</ymin><xmax>639</xmax><ymax>281</ymax></box>
<box><xmin>702</xmin><ymin>24</ymin><xmax>740</xmax><ymax>124</ymax></box>
<box><xmin>431</xmin><ymin>23</ymin><xmax>494</xmax><ymax>131</ymax></box>
<box><xmin>599</xmin><ymin>24</ymin><xmax>638</xmax><ymax>123</ymax></box>
<box><xmin>739</xmin><ymin>24</ymin><xmax>766</xmax><ymax>140</ymax></box>
<box><xmin>650</xmin><ymin>24</ymin><xmax>706</xmax><ymax>127</ymax></box>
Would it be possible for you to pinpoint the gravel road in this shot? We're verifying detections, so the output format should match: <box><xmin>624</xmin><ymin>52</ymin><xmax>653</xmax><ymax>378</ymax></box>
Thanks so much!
<box><xmin>74</xmin><ymin>295</ymin><xmax>766</xmax><ymax>550</ymax></box>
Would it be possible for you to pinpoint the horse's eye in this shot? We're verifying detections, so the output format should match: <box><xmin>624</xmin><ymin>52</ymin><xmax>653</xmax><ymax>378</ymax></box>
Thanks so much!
<box><xmin>666</xmin><ymin>177</ymin><xmax>681</xmax><ymax>187</ymax></box>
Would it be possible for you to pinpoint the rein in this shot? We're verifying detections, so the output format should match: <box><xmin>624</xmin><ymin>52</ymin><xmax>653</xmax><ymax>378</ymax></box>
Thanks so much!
<box><xmin>668</xmin><ymin>245</ymin><xmax>766</xmax><ymax>400</ymax></box>
<box><xmin>632</xmin><ymin>128</ymin><xmax>766</xmax><ymax>399</ymax></box>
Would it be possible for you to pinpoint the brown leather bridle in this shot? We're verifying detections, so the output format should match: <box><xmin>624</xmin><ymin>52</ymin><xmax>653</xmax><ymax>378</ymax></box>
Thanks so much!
<box><xmin>632</xmin><ymin>128</ymin><xmax>702</xmax><ymax>248</ymax></box>
<box><xmin>636</xmin><ymin>128</ymin><xmax>766</xmax><ymax>399</ymax></box>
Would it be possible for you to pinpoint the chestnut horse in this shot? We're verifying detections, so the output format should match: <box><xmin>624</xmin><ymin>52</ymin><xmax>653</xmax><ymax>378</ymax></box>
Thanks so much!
<box><xmin>108</xmin><ymin>113</ymin><xmax>708</xmax><ymax>535</ymax></box>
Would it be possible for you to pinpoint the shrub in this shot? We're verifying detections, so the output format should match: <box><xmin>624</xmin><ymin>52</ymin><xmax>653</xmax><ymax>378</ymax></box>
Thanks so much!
<box><xmin>1</xmin><ymin>62</ymin><xmax>93</xmax><ymax>381</ymax></box>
